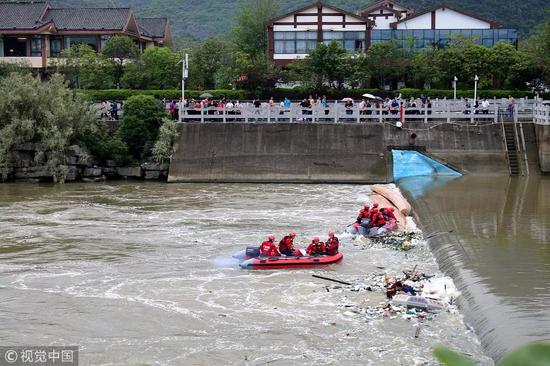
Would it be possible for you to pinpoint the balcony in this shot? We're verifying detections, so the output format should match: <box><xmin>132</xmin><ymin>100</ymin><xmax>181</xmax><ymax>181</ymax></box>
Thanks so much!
<box><xmin>0</xmin><ymin>56</ymin><xmax>43</xmax><ymax>68</ymax></box>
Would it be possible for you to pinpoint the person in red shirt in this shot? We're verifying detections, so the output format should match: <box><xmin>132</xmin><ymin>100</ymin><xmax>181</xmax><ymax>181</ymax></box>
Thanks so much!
<box><xmin>325</xmin><ymin>231</ymin><xmax>339</xmax><ymax>256</ymax></box>
<box><xmin>368</xmin><ymin>203</ymin><xmax>380</xmax><ymax>221</ymax></box>
<box><xmin>279</xmin><ymin>231</ymin><xmax>297</xmax><ymax>256</ymax></box>
<box><xmin>356</xmin><ymin>205</ymin><xmax>370</xmax><ymax>224</ymax></box>
<box><xmin>306</xmin><ymin>236</ymin><xmax>326</xmax><ymax>256</ymax></box>
<box><xmin>372</xmin><ymin>212</ymin><xmax>386</xmax><ymax>227</ymax></box>
<box><xmin>259</xmin><ymin>234</ymin><xmax>280</xmax><ymax>257</ymax></box>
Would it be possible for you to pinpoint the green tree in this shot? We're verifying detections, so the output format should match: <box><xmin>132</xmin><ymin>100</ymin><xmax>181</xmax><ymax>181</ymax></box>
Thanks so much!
<box><xmin>232</xmin><ymin>0</ymin><xmax>279</xmax><ymax>57</ymax></box>
<box><xmin>117</xmin><ymin>95</ymin><xmax>167</xmax><ymax>160</ymax></box>
<box><xmin>287</xmin><ymin>42</ymin><xmax>348</xmax><ymax>89</ymax></box>
<box><xmin>462</xmin><ymin>43</ymin><xmax>492</xmax><ymax>86</ymax></box>
<box><xmin>78</xmin><ymin>121</ymin><xmax>132</xmax><ymax>166</ymax></box>
<box><xmin>57</xmin><ymin>44</ymin><xmax>114</xmax><ymax>89</ymax></box>
<box><xmin>409</xmin><ymin>50</ymin><xmax>440</xmax><ymax>89</ymax></box>
<box><xmin>523</xmin><ymin>20</ymin><xmax>550</xmax><ymax>85</ymax></box>
<box><xmin>234</xmin><ymin>54</ymin><xmax>279</xmax><ymax>91</ymax></box>
<box><xmin>102</xmin><ymin>36</ymin><xmax>140</xmax><ymax>88</ymax></box>
<box><xmin>488</xmin><ymin>42</ymin><xmax>520</xmax><ymax>88</ymax></box>
<box><xmin>189</xmin><ymin>38</ymin><xmax>239</xmax><ymax>89</ymax></box>
<box><xmin>121</xmin><ymin>46</ymin><xmax>181</xmax><ymax>89</ymax></box>
<box><xmin>366</xmin><ymin>42</ymin><xmax>407</xmax><ymax>89</ymax></box>
<box><xmin>508</xmin><ymin>51</ymin><xmax>541</xmax><ymax>90</ymax></box>
<box><xmin>0</xmin><ymin>73</ymin><xmax>95</xmax><ymax>182</ymax></box>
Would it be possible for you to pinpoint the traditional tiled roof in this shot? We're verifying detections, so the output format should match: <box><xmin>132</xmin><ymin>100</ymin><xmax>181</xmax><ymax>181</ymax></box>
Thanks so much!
<box><xmin>136</xmin><ymin>17</ymin><xmax>168</xmax><ymax>38</ymax></box>
<box><xmin>0</xmin><ymin>2</ymin><xmax>49</xmax><ymax>30</ymax></box>
<box><xmin>42</xmin><ymin>8</ymin><xmax>132</xmax><ymax>31</ymax></box>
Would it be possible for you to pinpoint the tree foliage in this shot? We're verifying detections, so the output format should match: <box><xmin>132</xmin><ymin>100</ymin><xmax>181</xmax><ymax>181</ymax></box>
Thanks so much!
<box><xmin>433</xmin><ymin>343</ymin><xmax>550</xmax><ymax>366</ymax></box>
<box><xmin>152</xmin><ymin>119</ymin><xmax>179</xmax><ymax>162</ymax></box>
<box><xmin>0</xmin><ymin>73</ymin><xmax>95</xmax><ymax>182</ymax></box>
<box><xmin>232</xmin><ymin>0</ymin><xmax>279</xmax><ymax>57</ymax></box>
<box><xmin>122</xmin><ymin>46</ymin><xmax>181</xmax><ymax>89</ymax></box>
<box><xmin>56</xmin><ymin>44</ymin><xmax>114</xmax><ymax>89</ymax></box>
<box><xmin>118</xmin><ymin>95</ymin><xmax>167</xmax><ymax>159</ymax></box>
<box><xmin>101</xmin><ymin>36</ymin><xmax>140</xmax><ymax>87</ymax></box>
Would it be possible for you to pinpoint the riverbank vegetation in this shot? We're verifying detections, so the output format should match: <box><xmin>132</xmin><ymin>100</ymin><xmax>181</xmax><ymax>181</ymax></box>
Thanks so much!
<box><xmin>0</xmin><ymin>73</ymin><xmax>177</xmax><ymax>183</ymax></box>
<box><xmin>0</xmin><ymin>73</ymin><xmax>95</xmax><ymax>182</ymax></box>
<box><xmin>434</xmin><ymin>342</ymin><xmax>550</xmax><ymax>366</ymax></box>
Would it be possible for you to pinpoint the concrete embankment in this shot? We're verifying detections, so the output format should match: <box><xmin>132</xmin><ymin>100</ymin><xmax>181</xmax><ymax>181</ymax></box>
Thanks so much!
<box><xmin>535</xmin><ymin>124</ymin><xmax>550</xmax><ymax>173</ymax></box>
<box><xmin>169</xmin><ymin>122</ymin><xmax>509</xmax><ymax>183</ymax></box>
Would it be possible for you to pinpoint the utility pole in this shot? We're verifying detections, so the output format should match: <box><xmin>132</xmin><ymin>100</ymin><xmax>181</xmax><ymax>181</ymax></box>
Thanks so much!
<box><xmin>179</xmin><ymin>53</ymin><xmax>188</xmax><ymax>123</ymax></box>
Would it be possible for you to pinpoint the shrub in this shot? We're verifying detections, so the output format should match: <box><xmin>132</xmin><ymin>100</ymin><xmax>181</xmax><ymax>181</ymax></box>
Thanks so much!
<box><xmin>81</xmin><ymin>89</ymin><xmax>252</xmax><ymax>102</ymax></box>
<box><xmin>117</xmin><ymin>116</ymin><xmax>151</xmax><ymax>160</ymax></box>
<box><xmin>152</xmin><ymin>119</ymin><xmax>179</xmax><ymax>162</ymax></box>
<box><xmin>118</xmin><ymin>95</ymin><xmax>167</xmax><ymax>160</ymax></box>
<box><xmin>398</xmin><ymin>88</ymin><xmax>541</xmax><ymax>99</ymax></box>
<box><xmin>0</xmin><ymin>73</ymin><xmax>95</xmax><ymax>182</ymax></box>
<box><xmin>77</xmin><ymin>121</ymin><xmax>132</xmax><ymax>166</ymax></box>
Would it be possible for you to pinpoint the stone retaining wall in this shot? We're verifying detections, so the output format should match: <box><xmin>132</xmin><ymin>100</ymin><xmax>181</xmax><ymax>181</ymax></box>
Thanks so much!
<box><xmin>9</xmin><ymin>143</ymin><xmax>168</xmax><ymax>183</ymax></box>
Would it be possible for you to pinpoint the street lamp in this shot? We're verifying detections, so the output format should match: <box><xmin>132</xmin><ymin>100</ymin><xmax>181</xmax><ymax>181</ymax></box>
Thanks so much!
<box><xmin>473</xmin><ymin>74</ymin><xmax>479</xmax><ymax>104</ymax></box>
<box><xmin>453</xmin><ymin>76</ymin><xmax>458</xmax><ymax>100</ymax></box>
<box><xmin>179</xmin><ymin>53</ymin><xmax>189</xmax><ymax>123</ymax></box>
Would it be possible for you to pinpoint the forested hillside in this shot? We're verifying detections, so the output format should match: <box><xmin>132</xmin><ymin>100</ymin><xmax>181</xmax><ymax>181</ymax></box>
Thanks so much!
<box><xmin>52</xmin><ymin>0</ymin><xmax>550</xmax><ymax>46</ymax></box>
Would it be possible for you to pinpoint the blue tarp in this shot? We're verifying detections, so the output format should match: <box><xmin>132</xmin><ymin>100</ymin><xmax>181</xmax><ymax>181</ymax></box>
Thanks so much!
<box><xmin>392</xmin><ymin>150</ymin><xmax>462</xmax><ymax>182</ymax></box>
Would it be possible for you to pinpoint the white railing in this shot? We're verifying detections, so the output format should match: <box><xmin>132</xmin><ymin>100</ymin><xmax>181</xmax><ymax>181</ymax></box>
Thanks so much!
<box><xmin>534</xmin><ymin>103</ymin><xmax>550</xmax><ymax>125</ymax></box>
<box><xmin>174</xmin><ymin>103</ymin><xmax>521</xmax><ymax>124</ymax></box>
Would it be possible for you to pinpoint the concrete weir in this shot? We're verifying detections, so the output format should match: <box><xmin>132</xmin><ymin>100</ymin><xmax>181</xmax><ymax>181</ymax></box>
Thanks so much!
<box><xmin>168</xmin><ymin>122</ymin><xmax>509</xmax><ymax>183</ymax></box>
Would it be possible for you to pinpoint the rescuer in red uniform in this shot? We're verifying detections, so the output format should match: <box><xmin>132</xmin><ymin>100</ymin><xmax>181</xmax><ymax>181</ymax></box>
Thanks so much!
<box><xmin>279</xmin><ymin>231</ymin><xmax>297</xmax><ymax>256</ymax></box>
<box><xmin>259</xmin><ymin>234</ymin><xmax>280</xmax><ymax>257</ymax></box>
<box><xmin>356</xmin><ymin>205</ymin><xmax>370</xmax><ymax>224</ymax></box>
<box><xmin>306</xmin><ymin>236</ymin><xmax>326</xmax><ymax>256</ymax></box>
<box><xmin>325</xmin><ymin>231</ymin><xmax>339</xmax><ymax>256</ymax></box>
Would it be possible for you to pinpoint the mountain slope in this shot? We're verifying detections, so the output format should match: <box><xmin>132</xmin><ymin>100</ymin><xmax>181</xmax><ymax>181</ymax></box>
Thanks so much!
<box><xmin>52</xmin><ymin>0</ymin><xmax>549</xmax><ymax>45</ymax></box>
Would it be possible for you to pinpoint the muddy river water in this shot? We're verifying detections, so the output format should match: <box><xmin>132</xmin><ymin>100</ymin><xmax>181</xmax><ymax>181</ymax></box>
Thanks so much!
<box><xmin>0</xmin><ymin>178</ymin><xmax>548</xmax><ymax>365</ymax></box>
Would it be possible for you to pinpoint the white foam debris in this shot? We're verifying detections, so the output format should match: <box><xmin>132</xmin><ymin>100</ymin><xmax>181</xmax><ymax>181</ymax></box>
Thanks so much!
<box><xmin>422</xmin><ymin>277</ymin><xmax>461</xmax><ymax>304</ymax></box>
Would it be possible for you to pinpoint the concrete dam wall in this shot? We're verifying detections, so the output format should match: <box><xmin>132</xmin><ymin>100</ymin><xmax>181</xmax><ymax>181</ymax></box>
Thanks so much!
<box><xmin>168</xmin><ymin>122</ymin><xmax>509</xmax><ymax>183</ymax></box>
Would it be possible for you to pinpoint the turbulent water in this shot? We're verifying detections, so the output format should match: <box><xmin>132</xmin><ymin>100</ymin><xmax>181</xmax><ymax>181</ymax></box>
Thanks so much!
<box><xmin>400</xmin><ymin>175</ymin><xmax>550</xmax><ymax>361</ymax></box>
<box><xmin>0</xmin><ymin>182</ymin><xmax>493</xmax><ymax>365</ymax></box>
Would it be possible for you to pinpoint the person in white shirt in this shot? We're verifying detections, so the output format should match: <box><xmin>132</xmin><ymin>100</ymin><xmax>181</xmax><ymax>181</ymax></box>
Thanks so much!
<box><xmin>481</xmin><ymin>99</ymin><xmax>490</xmax><ymax>114</ymax></box>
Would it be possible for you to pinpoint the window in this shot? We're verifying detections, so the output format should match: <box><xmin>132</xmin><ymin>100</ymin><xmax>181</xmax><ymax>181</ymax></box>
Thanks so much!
<box><xmin>368</xmin><ymin>28</ymin><xmax>517</xmax><ymax>51</ymax></box>
<box><xmin>68</xmin><ymin>36</ymin><xmax>98</xmax><ymax>51</ymax></box>
<box><xmin>323</xmin><ymin>31</ymin><xmax>365</xmax><ymax>52</ymax></box>
<box><xmin>100</xmin><ymin>35</ymin><xmax>111</xmax><ymax>50</ymax></box>
<box><xmin>50</xmin><ymin>37</ymin><xmax>62</xmax><ymax>57</ymax></box>
<box><xmin>273</xmin><ymin>31</ymin><xmax>317</xmax><ymax>54</ymax></box>
<box><xmin>31</xmin><ymin>38</ymin><xmax>42</xmax><ymax>57</ymax></box>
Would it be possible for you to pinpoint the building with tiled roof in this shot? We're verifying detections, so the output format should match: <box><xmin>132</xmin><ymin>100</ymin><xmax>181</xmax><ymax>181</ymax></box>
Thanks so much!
<box><xmin>0</xmin><ymin>1</ymin><xmax>172</xmax><ymax>69</ymax></box>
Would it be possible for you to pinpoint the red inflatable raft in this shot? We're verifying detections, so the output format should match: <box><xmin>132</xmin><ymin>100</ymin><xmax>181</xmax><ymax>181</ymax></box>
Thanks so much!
<box><xmin>239</xmin><ymin>252</ymin><xmax>344</xmax><ymax>270</ymax></box>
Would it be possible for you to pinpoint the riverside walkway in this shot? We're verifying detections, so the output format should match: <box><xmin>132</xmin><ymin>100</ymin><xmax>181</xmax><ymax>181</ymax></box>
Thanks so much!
<box><xmin>174</xmin><ymin>98</ymin><xmax>548</xmax><ymax>124</ymax></box>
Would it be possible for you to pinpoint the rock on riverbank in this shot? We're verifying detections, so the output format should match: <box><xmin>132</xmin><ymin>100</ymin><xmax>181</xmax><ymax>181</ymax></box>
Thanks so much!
<box><xmin>9</xmin><ymin>143</ymin><xmax>168</xmax><ymax>183</ymax></box>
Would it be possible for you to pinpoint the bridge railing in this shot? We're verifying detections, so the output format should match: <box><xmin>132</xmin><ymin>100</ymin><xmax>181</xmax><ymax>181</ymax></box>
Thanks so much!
<box><xmin>534</xmin><ymin>103</ymin><xmax>550</xmax><ymax>125</ymax></box>
<box><xmin>175</xmin><ymin>103</ymin><xmax>517</xmax><ymax>124</ymax></box>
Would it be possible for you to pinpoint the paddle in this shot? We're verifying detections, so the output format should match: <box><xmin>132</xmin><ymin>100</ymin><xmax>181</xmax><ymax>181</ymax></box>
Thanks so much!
<box><xmin>312</xmin><ymin>274</ymin><xmax>352</xmax><ymax>286</ymax></box>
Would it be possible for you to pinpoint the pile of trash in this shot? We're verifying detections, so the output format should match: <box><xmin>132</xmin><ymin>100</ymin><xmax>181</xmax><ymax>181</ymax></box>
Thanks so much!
<box><xmin>327</xmin><ymin>267</ymin><xmax>460</xmax><ymax>323</ymax></box>
<box><xmin>352</xmin><ymin>232</ymin><xmax>421</xmax><ymax>251</ymax></box>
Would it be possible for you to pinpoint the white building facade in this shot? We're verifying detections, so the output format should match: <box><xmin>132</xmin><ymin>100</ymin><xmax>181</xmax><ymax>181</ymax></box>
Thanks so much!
<box><xmin>267</xmin><ymin>2</ymin><xmax>371</xmax><ymax>66</ymax></box>
<box><xmin>267</xmin><ymin>1</ymin><xmax>517</xmax><ymax>65</ymax></box>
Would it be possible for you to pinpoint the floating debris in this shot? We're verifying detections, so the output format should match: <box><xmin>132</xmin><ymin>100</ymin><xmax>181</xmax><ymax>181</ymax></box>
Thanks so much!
<box><xmin>352</xmin><ymin>232</ymin><xmax>422</xmax><ymax>251</ymax></box>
